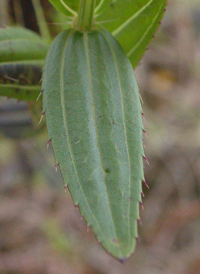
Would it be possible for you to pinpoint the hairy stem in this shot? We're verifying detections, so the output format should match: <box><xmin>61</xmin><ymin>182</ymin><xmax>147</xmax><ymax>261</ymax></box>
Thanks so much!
<box><xmin>77</xmin><ymin>0</ymin><xmax>96</xmax><ymax>30</ymax></box>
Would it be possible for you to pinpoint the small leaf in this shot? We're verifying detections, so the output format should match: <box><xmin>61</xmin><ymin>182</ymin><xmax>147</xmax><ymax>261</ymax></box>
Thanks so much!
<box><xmin>42</xmin><ymin>28</ymin><xmax>144</xmax><ymax>260</ymax></box>
<box><xmin>0</xmin><ymin>27</ymin><xmax>49</xmax><ymax>101</ymax></box>
<box><xmin>96</xmin><ymin>0</ymin><xmax>167</xmax><ymax>68</ymax></box>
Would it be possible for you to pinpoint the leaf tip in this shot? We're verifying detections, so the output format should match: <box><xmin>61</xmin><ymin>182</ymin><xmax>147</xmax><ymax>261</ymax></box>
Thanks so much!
<box><xmin>117</xmin><ymin>257</ymin><xmax>129</xmax><ymax>264</ymax></box>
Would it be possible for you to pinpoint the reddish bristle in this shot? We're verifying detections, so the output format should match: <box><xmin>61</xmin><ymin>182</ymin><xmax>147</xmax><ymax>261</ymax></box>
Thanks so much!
<box><xmin>39</xmin><ymin>112</ymin><xmax>45</xmax><ymax>124</ymax></box>
<box><xmin>47</xmin><ymin>139</ymin><xmax>51</xmax><ymax>150</ymax></box>
<box><xmin>142</xmin><ymin>113</ymin><xmax>146</xmax><ymax>123</ymax></box>
<box><xmin>140</xmin><ymin>201</ymin><xmax>144</xmax><ymax>210</ymax></box>
<box><xmin>138</xmin><ymin>218</ymin><xmax>142</xmax><ymax>225</ymax></box>
<box><xmin>143</xmin><ymin>156</ymin><xmax>150</xmax><ymax>165</ymax></box>
<box><xmin>55</xmin><ymin>163</ymin><xmax>59</xmax><ymax>172</ymax></box>
<box><xmin>143</xmin><ymin>129</ymin><xmax>148</xmax><ymax>138</ymax></box>
<box><xmin>142</xmin><ymin>179</ymin><xmax>149</xmax><ymax>189</ymax></box>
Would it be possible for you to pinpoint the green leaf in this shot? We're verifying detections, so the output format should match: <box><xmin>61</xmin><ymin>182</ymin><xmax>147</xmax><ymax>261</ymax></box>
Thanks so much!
<box><xmin>42</xmin><ymin>28</ymin><xmax>144</xmax><ymax>261</ymax></box>
<box><xmin>0</xmin><ymin>27</ymin><xmax>49</xmax><ymax>101</ymax></box>
<box><xmin>96</xmin><ymin>0</ymin><xmax>167</xmax><ymax>68</ymax></box>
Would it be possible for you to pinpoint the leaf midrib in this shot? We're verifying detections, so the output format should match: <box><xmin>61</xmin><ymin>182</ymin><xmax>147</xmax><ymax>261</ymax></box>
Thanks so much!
<box><xmin>83</xmin><ymin>32</ymin><xmax>123</xmax><ymax>257</ymax></box>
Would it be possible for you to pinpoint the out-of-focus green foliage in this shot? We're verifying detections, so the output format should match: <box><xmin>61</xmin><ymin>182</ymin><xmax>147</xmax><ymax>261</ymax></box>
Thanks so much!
<box><xmin>0</xmin><ymin>27</ymin><xmax>49</xmax><ymax>101</ymax></box>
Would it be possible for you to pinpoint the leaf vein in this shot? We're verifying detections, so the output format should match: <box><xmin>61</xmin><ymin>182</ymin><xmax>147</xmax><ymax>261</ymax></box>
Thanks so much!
<box><xmin>112</xmin><ymin>0</ymin><xmax>154</xmax><ymax>37</ymax></box>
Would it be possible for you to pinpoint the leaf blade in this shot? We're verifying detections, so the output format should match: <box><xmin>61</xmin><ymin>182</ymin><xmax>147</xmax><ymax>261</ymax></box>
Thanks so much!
<box><xmin>42</xmin><ymin>29</ymin><xmax>144</xmax><ymax>260</ymax></box>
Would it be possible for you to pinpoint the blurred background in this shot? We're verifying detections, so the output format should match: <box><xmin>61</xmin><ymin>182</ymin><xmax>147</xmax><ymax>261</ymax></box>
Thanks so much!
<box><xmin>0</xmin><ymin>0</ymin><xmax>200</xmax><ymax>273</ymax></box>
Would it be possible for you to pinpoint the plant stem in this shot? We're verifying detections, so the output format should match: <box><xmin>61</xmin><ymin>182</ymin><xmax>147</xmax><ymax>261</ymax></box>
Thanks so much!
<box><xmin>32</xmin><ymin>0</ymin><xmax>51</xmax><ymax>42</ymax></box>
<box><xmin>77</xmin><ymin>0</ymin><xmax>96</xmax><ymax>30</ymax></box>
